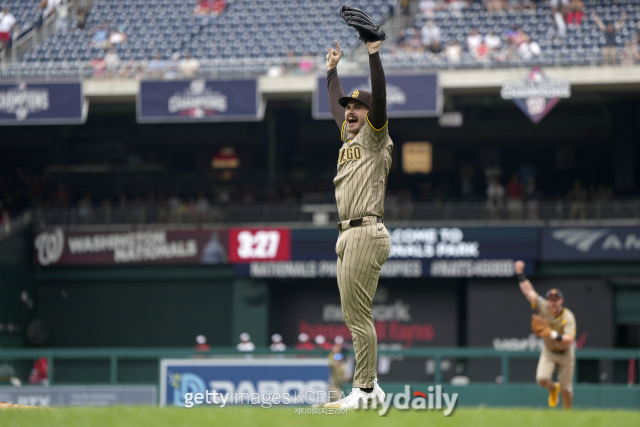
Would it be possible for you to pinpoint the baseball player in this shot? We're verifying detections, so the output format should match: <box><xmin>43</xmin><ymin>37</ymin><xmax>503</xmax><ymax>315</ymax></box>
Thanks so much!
<box><xmin>323</xmin><ymin>37</ymin><xmax>392</xmax><ymax>410</ymax></box>
<box><xmin>515</xmin><ymin>260</ymin><xmax>576</xmax><ymax>409</ymax></box>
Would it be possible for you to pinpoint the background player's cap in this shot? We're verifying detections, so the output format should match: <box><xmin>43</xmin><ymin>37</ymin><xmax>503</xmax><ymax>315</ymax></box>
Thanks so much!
<box><xmin>338</xmin><ymin>90</ymin><xmax>372</xmax><ymax>109</ymax></box>
<box><xmin>298</xmin><ymin>333</ymin><xmax>309</xmax><ymax>342</ymax></box>
<box><xmin>545</xmin><ymin>288</ymin><xmax>563</xmax><ymax>299</ymax></box>
<box><xmin>239</xmin><ymin>332</ymin><xmax>251</xmax><ymax>341</ymax></box>
<box><xmin>333</xmin><ymin>353</ymin><xmax>343</xmax><ymax>361</ymax></box>
<box><xmin>196</xmin><ymin>335</ymin><xmax>206</xmax><ymax>344</ymax></box>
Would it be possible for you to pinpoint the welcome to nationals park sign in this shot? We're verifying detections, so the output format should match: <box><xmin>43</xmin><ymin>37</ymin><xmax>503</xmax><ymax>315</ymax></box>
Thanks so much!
<box><xmin>33</xmin><ymin>226</ymin><xmax>538</xmax><ymax>278</ymax></box>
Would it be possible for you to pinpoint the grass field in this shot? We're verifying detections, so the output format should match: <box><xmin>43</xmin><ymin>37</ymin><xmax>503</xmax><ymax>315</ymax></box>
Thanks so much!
<box><xmin>1</xmin><ymin>406</ymin><xmax>639</xmax><ymax>427</ymax></box>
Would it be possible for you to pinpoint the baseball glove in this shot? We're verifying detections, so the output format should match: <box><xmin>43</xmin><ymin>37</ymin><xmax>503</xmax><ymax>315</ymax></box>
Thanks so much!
<box><xmin>339</xmin><ymin>6</ymin><xmax>388</xmax><ymax>44</ymax></box>
<box><xmin>531</xmin><ymin>314</ymin><xmax>552</xmax><ymax>338</ymax></box>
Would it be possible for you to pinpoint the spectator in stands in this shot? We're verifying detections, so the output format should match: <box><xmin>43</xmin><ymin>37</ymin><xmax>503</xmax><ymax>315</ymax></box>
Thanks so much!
<box><xmin>179</xmin><ymin>52</ymin><xmax>200</xmax><ymax>78</ymax></box>
<box><xmin>76</xmin><ymin>7</ymin><xmax>90</xmax><ymax>30</ymax></box>
<box><xmin>484</xmin><ymin>0</ymin><xmax>506</xmax><ymax>13</ymax></box>
<box><xmin>466</xmin><ymin>27</ymin><xmax>483</xmax><ymax>52</ymax></box>
<box><xmin>419</xmin><ymin>0</ymin><xmax>437</xmax><ymax>18</ymax></box>
<box><xmin>237</xmin><ymin>333</ymin><xmax>255</xmax><ymax>352</ymax></box>
<box><xmin>298</xmin><ymin>53</ymin><xmax>314</xmax><ymax>74</ymax></box>
<box><xmin>194</xmin><ymin>335</ymin><xmax>211</xmax><ymax>352</ymax></box>
<box><xmin>296</xmin><ymin>333</ymin><xmax>316</xmax><ymax>351</ymax></box>
<box><xmin>407</xmin><ymin>27</ymin><xmax>424</xmax><ymax>52</ymax></box>
<box><xmin>473</xmin><ymin>40</ymin><xmax>490</xmax><ymax>62</ymax></box>
<box><xmin>486</xmin><ymin>178</ymin><xmax>505</xmax><ymax>209</ymax></box>
<box><xmin>399</xmin><ymin>0</ymin><xmax>412</xmax><ymax>28</ymax></box>
<box><xmin>593</xmin><ymin>12</ymin><xmax>627</xmax><ymax>65</ymax></box>
<box><xmin>421</xmin><ymin>21</ymin><xmax>441</xmax><ymax>52</ymax></box>
<box><xmin>270</xmin><ymin>334</ymin><xmax>287</xmax><ymax>352</ymax></box>
<box><xmin>28</xmin><ymin>357</ymin><xmax>49</xmax><ymax>385</ymax></box>
<box><xmin>147</xmin><ymin>51</ymin><xmax>165</xmax><ymax>79</ymax></box>
<box><xmin>90</xmin><ymin>22</ymin><xmax>110</xmax><ymax>49</ymax></box>
<box><xmin>104</xmin><ymin>49</ymin><xmax>120</xmax><ymax>77</ymax></box>
<box><xmin>516</xmin><ymin>33</ymin><xmax>541</xmax><ymax>60</ymax></box>
<box><xmin>621</xmin><ymin>38</ymin><xmax>640</xmax><ymax>66</ymax></box>
<box><xmin>445</xmin><ymin>40</ymin><xmax>462</xmax><ymax>62</ymax></box>
<box><xmin>55</xmin><ymin>0</ymin><xmax>70</xmax><ymax>31</ymax></box>
<box><xmin>449</xmin><ymin>0</ymin><xmax>467</xmax><ymax>16</ymax></box>
<box><xmin>506</xmin><ymin>173</ymin><xmax>524</xmax><ymax>219</ymax></box>
<box><xmin>485</xmin><ymin>30</ymin><xmax>502</xmax><ymax>52</ymax></box>
<box><xmin>550</xmin><ymin>0</ymin><xmax>568</xmax><ymax>15</ymax></box>
<box><xmin>565</xmin><ymin>0</ymin><xmax>583</xmax><ymax>27</ymax></box>
<box><xmin>567</xmin><ymin>179</ymin><xmax>588</xmax><ymax>219</ymax></box>
<box><xmin>524</xmin><ymin>176</ymin><xmax>539</xmax><ymax>220</ymax></box>
<box><xmin>0</xmin><ymin>210</ymin><xmax>9</xmax><ymax>232</ymax></box>
<box><xmin>90</xmin><ymin>53</ymin><xmax>106</xmax><ymax>78</ymax></box>
<box><xmin>210</xmin><ymin>0</ymin><xmax>227</xmax><ymax>17</ymax></box>
<box><xmin>0</xmin><ymin>7</ymin><xmax>18</xmax><ymax>53</ymax></box>
<box><xmin>109</xmin><ymin>26</ymin><xmax>127</xmax><ymax>46</ymax></box>
<box><xmin>194</xmin><ymin>0</ymin><xmax>213</xmax><ymax>16</ymax></box>
<box><xmin>315</xmin><ymin>335</ymin><xmax>333</xmax><ymax>351</ymax></box>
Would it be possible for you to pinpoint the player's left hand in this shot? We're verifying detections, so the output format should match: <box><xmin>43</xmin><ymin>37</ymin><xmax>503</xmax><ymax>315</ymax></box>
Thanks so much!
<box><xmin>366</xmin><ymin>40</ymin><xmax>382</xmax><ymax>54</ymax></box>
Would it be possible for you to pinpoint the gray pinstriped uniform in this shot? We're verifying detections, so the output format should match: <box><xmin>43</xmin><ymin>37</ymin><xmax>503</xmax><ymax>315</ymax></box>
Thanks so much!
<box><xmin>334</xmin><ymin>117</ymin><xmax>393</xmax><ymax>389</ymax></box>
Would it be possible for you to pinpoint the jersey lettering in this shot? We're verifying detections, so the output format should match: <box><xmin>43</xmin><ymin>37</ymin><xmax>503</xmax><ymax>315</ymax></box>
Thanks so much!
<box><xmin>338</xmin><ymin>147</ymin><xmax>362</xmax><ymax>165</ymax></box>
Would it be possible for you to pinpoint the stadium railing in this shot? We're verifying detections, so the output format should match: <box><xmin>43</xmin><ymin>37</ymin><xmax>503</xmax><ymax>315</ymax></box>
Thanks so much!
<box><xmin>0</xmin><ymin>347</ymin><xmax>638</xmax><ymax>386</ymax></box>
<box><xmin>2</xmin><ymin>56</ymin><xmax>640</xmax><ymax>81</ymax></box>
<box><xmin>34</xmin><ymin>199</ymin><xmax>640</xmax><ymax>226</ymax></box>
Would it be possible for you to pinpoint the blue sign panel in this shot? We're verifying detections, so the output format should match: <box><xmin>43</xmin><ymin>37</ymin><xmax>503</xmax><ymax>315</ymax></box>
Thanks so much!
<box><xmin>313</xmin><ymin>74</ymin><xmax>441</xmax><ymax>119</ymax></box>
<box><xmin>138</xmin><ymin>79</ymin><xmax>262</xmax><ymax>123</ymax></box>
<box><xmin>160</xmin><ymin>359</ymin><xmax>329</xmax><ymax>407</ymax></box>
<box><xmin>542</xmin><ymin>226</ymin><xmax>640</xmax><ymax>261</ymax></box>
<box><xmin>0</xmin><ymin>82</ymin><xmax>85</xmax><ymax>125</ymax></box>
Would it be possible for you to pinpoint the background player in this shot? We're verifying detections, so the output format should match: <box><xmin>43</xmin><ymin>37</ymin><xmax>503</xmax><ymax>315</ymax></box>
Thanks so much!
<box><xmin>515</xmin><ymin>260</ymin><xmax>576</xmax><ymax>409</ymax></box>
<box><xmin>323</xmin><ymin>37</ymin><xmax>393</xmax><ymax>410</ymax></box>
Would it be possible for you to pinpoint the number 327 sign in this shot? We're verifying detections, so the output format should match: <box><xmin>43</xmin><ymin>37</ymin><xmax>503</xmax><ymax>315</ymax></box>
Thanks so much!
<box><xmin>228</xmin><ymin>228</ymin><xmax>291</xmax><ymax>263</ymax></box>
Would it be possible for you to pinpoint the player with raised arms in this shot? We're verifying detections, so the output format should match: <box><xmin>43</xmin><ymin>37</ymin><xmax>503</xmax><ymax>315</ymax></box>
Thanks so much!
<box><xmin>323</xmin><ymin>6</ymin><xmax>392</xmax><ymax>410</ymax></box>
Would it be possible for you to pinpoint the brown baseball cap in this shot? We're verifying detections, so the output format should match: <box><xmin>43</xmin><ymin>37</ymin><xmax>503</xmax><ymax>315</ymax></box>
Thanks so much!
<box><xmin>339</xmin><ymin>89</ymin><xmax>371</xmax><ymax>109</ymax></box>
<box><xmin>545</xmin><ymin>288</ymin><xmax>563</xmax><ymax>299</ymax></box>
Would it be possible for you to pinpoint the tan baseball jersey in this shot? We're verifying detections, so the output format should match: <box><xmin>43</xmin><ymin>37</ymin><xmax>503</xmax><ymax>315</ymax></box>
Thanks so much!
<box><xmin>532</xmin><ymin>296</ymin><xmax>576</xmax><ymax>352</ymax></box>
<box><xmin>334</xmin><ymin>117</ymin><xmax>393</xmax><ymax>221</ymax></box>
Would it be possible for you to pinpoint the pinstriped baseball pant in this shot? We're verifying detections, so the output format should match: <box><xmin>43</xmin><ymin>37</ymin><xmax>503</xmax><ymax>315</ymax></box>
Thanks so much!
<box><xmin>335</xmin><ymin>217</ymin><xmax>391</xmax><ymax>389</ymax></box>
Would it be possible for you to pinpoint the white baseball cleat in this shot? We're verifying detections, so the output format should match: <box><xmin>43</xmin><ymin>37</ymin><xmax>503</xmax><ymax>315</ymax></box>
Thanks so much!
<box><xmin>324</xmin><ymin>380</ymin><xmax>385</xmax><ymax>409</ymax></box>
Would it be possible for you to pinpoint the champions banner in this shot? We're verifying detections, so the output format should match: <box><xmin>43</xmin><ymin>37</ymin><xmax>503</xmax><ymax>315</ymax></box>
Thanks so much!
<box><xmin>231</xmin><ymin>227</ymin><xmax>538</xmax><ymax>278</ymax></box>
<box><xmin>313</xmin><ymin>74</ymin><xmax>441</xmax><ymax>119</ymax></box>
<box><xmin>33</xmin><ymin>229</ymin><xmax>228</xmax><ymax>266</ymax></box>
<box><xmin>137</xmin><ymin>79</ymin><xmax>263</xmax><ymax>123</ymax></box>
<box><xmin>0</xmin><ymin>82</ymin><xmax>86</xmax><ymax>125</ymax></box>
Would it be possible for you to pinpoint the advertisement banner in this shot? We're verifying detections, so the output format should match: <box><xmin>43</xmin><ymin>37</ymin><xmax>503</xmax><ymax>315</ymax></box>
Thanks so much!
<box><xmin>313</xmin><ymin>74</ymin><xmax>441</xmax><ymax>119</ymax></box>
<box><xmin>276</xmin><ymin>281</ymin><xmax>458</xmax><ymax>348</ymax></box>
<box><xmin>0</xmin><ymin>82</ymin><xmax>86</xmax><ymax>125</ymax></box>
<box><xmin>228</xmin><ymin>228</ymin><xmax>291</xmax><ymax>263</ymax></box>
<box><xmin>33</xmin><ymin>228</ymin><xmax>227</xmax><ymax>266</ymax></box>
<box><xmin>233</xmin><ymin>227</ymin><xmax>537</xmax><ymax>278</ymax></box>
<box><xmin>0</xmin><ymin>386</ymin><xmax>156</xmax><ymax>406</ymax></box>
<box><xmin>542</xmin><ymin>226</ymin><xmax>640</xmax><ymax>261</ymax></box>
<box><xmin>137</xmin><ymin>79</ymin><xmax>262</xmax><ymax>123</ymax></box>
<box><xmin>160</xmin><ymin>359</ymin><xmax>328</xmax><ymax>407</ymax></box>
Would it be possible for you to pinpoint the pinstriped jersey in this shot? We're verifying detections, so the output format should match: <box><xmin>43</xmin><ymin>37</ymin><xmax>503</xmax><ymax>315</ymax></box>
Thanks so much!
<box><xmin>334</xmin><ymin>116</ymin><xmax>393</xmax><ymax>222</ymax></box>
<box><xmin>533</xmin><ymin>296</ymin><xmax>576</xmax><ymax>352</ymax></box>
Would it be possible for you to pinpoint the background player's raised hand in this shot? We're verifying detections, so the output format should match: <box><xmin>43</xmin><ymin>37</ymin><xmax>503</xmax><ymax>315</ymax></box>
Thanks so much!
<box><xmin>514</xmin><ymin>260</ymin><xmax>525</xmax><ymax>275</ymax></box>
<box><xmin>366</xmin><ymin>40</ymin><xmax>382</xmax><ymax>54</ymax></box>
<box><xmin>326</xmin><ymin>40</ymin><xmax>342</xmax><ymax>70</ymax></box>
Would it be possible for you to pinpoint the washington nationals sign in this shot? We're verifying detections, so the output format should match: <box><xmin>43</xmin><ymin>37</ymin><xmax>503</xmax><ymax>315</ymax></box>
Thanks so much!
<box><xmin>0</xmin><ymin>82</ymin><xmax>86</xmax><ymax>125</ymax></box>
<box><xmin>501</xmin><ymin>67</ymin><xmax>570</xmax><ymax>123</ymax></box>
<box><xmin>313</xmin><ymin>74</ymin><xmax>441</xmax><ymax>119</ymax></box>
<box><xmin>137</xmin><ymin>79</ymin><xmax>263</xmax><ymax>123</ymax></box>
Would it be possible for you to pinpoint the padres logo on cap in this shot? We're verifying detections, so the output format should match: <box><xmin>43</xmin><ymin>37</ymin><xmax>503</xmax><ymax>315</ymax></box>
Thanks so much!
<box><xmin>351</xmin><ymin>90</ymin><xmax>360</xmax><ymax>98</ymax></box>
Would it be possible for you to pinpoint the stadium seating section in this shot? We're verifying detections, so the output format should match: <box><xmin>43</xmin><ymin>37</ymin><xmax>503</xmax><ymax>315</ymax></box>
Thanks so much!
<box><xmin>6</xmin><ymin>0</ymin><xmax>640</xmax><ymax>70</ymax></box>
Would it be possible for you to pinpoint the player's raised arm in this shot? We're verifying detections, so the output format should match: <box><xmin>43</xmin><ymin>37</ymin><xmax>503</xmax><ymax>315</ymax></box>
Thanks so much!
<box><xmin>515</xmin><ymin>260</ymin><xmax>537</xmax><ymax>305</ymax></box>
<box><xmin>366</xmin><ymin>40</ymin><xmax>387</xmax><ymax>131</ymax></box>
<box><xmin>326</xmin><ymin>40</ymin><xmax>346</xmax><ymax>128</ymax></box>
